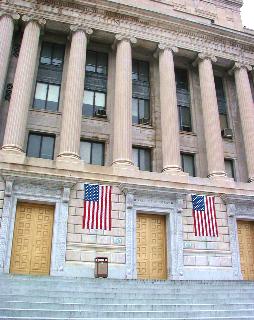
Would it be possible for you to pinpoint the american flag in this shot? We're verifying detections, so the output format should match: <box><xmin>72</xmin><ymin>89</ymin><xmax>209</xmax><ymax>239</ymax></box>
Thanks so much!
<box><xmin>192</xmin><ymin>195</ymin><xmax>218</xmax><ymax>237</ymax></box>
<box><xmin>83</xmin><ymin>184</ymin><xmax>112</xmax><ymax>230</ymax></box>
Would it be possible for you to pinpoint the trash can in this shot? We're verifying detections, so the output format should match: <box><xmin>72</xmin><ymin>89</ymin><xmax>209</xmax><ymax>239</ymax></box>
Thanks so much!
<box><xmin>95</xmin><ymin>257</ymin><xmax>108</xmax><ymax>278</ymax></box>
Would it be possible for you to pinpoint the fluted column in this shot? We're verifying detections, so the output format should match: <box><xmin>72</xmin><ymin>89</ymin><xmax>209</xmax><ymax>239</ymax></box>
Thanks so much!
<box><xmin>58</xmin><ymin>26</ymin><xmax>92</xmax><ymax>160</ymax></box>
<box><xmin>196</xmin><ymin>53</ymin><xmax>226</xmax><ymax>178</ymax></box>
<box><xmin>231</xmin><ymin>63</ymin><xmax>254</xmax><ymax>182</ymax></box>
<box><xmin>0</xmin><ymin>12</ymin><xmax>20</xmax><ymax>103</ymax></box>
<box><xmin>1</xmin><ymin>15</ymin><xmax>45</xmax><ymax>153</ymax></box>
<box><xmin>158</xmin><ymin>44</ymin><xmax>182</xmax><ymax>173</ymax></box>
<box><xmin>112</xmin><ymin>34</ymin><xmax>137</xmax><ymax>167</ymax></box>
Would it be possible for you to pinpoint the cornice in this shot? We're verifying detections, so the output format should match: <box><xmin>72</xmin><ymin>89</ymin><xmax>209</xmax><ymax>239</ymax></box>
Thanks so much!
<box><xmin>1</xmin><ymin>0</ymin><xmax>254</xmax><ymax>64</ymax></box>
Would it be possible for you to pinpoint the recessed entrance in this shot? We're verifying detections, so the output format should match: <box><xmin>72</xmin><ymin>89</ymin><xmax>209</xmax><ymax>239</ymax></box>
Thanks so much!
<box><xmin>237</xmin><ymin>220</ymin><xmax>254</xmax><ymax>280</ymax></box>
<box><xmin>10</xmin><ymin>202</ymin><xmax>54</xmax><ymax>275</ymax></box>
<box><xmin>136</xmin><ymin>213</ymin><xmax>167</xmax><ymax>280</ymax></box>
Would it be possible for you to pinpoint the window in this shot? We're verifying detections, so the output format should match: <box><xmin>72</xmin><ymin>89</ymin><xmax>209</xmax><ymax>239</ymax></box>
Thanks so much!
<box><xmin>215</xmin><ymin>77</ymin><xmax>228</xmax><ymax>130</ymax></box>
<box><xmin>80</xmin><ymin>141</ymin><xmax>104</xmax><ymax>166</ymax></box>
<box><xmin>133</xmin><ymin>147</ymin><xmax>151</xmax><ymax>171</ymax></box>
<box><xmin>225</xmin><ymin>159</ymin><xmax>235</xmax><ymax>179</ymax></box>
<box><xmin>175</xmin><ymin>68</ymin><xmax>192</xmax><ymax>132</ymax></box>
<box><xmin>83</xmin><ymin>90</ymin><xmax>106</xmax><ymax>117</ymax></box>
<box><xmin>86</xmin><ymin>51</ymin><xmax>108</xmax><ymax>75</ymax></box>
<box><xmin>33</xmin><ymin>82</ymin><xmax>60</xmax><ymax>111</ymax></box>
<box><xmin>181</xmin><ymin>153</ymin><xmax>195</xmax><ymax>176</ymax></box>
<box><xmin>132</xmin><ymin>98</ymin><xmax>150</xmax><ymax>125</ymax></box>
<box><xmin>27</xmin><ymin>133</ymin><xmax>55</xmax><ymax>160</ymax></box>
<box><xmin>132</xmin><ymin>60</ymin><xmax>149</xmax><ymax>82</ymax></box>
<box><xmin>40</xmin><ymin>42</ymin><xmax>65</xmax><ymax>68</ymax></box>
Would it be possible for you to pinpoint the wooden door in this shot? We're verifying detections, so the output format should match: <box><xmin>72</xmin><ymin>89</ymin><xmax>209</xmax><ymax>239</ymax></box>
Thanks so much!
<box><xmin>10</xmin><ymin>203</ymin><xmax>54</xmax><ymax>275</ymax></box>
<box><xmin>237</xmin><ymin>220</ymin><xmax>254</xmax><ymax>280</ymax></box>
<box><xmin>136</xmin><ymin>213</ymin><xmax>167</xmax><ymax>280</ymax></box>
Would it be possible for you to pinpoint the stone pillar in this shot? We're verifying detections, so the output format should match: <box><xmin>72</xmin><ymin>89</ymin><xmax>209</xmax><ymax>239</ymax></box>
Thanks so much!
<box><xmin>196</xmin><ymin>53</ymin><xmax>226</xmax><ymax>178</ymax></box>
<box><xmin>0</xmin><ymin>12</ymin><xmax>20</xmax><ymax>103</ymax></box>
<box><xmin>158</xmin><ymin>44</ymin><xmax>182</xmax><ymax>173</ymax></box>
<box><xmin>112</xmin><ymin>34</ymin><xmax>137</xmax><ymax>167</ymax></box>
<box><xmin>232</xmin><ymin>63</ymin><xmax>254</xmax><ymax>182</ymax></box>
<box><xmin>58</xmin><ymin>26</ymin><xmax>92</xmax><ymax>160</ymax></box>
<box><xmin>1</xmin><ymin>16</ymin><xmax>45</xmax><ymax>154</ymax></box>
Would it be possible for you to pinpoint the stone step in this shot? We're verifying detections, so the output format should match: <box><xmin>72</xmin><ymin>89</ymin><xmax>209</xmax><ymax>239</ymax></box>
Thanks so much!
<box><xmin>1</xmin><ymin>301</ymin><xmax>254</xmax><ymax>311</ymax></box>
<box><xmin>1</xmin><ymin>308</ymin><xmax>254</xmax><ymax>318</ymax></box>
<box><xmin>1</xmin><ymin>318</ymin><xmax>254</xmax><ymax>320</ymax></box>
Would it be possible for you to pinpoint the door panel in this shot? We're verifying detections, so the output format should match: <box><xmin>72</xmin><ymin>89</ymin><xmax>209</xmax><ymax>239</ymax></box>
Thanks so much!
<box><xmin>136</xmin><ymin>214</ymin><xmax>167</xmax><ymax>280</ymax></box>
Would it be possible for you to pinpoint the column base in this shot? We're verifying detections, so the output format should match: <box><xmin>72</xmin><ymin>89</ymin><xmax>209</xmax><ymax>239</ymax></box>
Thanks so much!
<box><xmin>162</xmin><ymin>165</ymin><xmax>186</xmax><ymax>176</ymax></box>
<box><xmin>56</xmin><ymin>153</ymin><xmax>82</xmax><ymax>171</ymax></box>
<box><xmin>0</xmin><ymin>146</ymin><xmax>26</xmax><ymax>164</ymax></box>
<box><xmin>248</xmin><ymin>177</ymin><xmax>254</xmax><ymax>183</ymax></box>
<box><xmin>208</xmin><ymin>171</ymin><xmax>227</xmax><ymax>179</ymax></box>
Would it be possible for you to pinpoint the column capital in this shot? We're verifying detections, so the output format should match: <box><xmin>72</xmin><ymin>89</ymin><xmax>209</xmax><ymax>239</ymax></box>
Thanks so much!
<box><xmin>158</xmin><ymin>43</ymin><xmax>178</xmax><ymax>53</ymax></box>
<box><xmin>0</xmin><ymin>11</ymin><xmax>20</xmax><ymax>20</ymax></box>
<box><xmin>228</xmin><ymin>61</ymin><xmax>252</xmax><ymax>75</ymax></box>
<box><xmin>70</xmin><ymin>24</ymin><xmax>93</xmax><ymax>35</ymax></box>
<box><xmin>193</xmin><ymin>52</ymin><xmax>217</xmax><ymax>67</ymax></box>
<box><xmin>115</xmin><ymin>33</ymin><xmax>137</xmax><ymax>44</ymax></box>
<box><xmin>22</xmin><ymin>15</ymin><xmax>46</xmax><ymax>27</ymax></box>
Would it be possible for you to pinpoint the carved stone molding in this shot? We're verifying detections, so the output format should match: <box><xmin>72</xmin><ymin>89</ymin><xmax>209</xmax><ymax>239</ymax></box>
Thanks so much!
<box><xmin>115</xmin><ymin>33</ymin><xmax>137</xmax><ymax>44</ymax></box>
<box><xmin>22</xmin><ymin>14</ymin><xmax>46</xmax><ymax>27</ymax></box>
<box><xmin>228</xmin><ymin>61</ymin><xmax>252</xmax><ymax>75</ymax></box>
<box><xmin>0</xmin><ymin>10</ymin><xmax>20</xmax><ymax>20</ymax></box>
<box><xmin>193</xmin><ymin>52</ymin><xmax>217</xmax><ymax>67</ymax></box>
<box><xmin>70</xmin><ymin>24</ymin><xmax>93</xmax><ymax>35</ymax></box>
<box><xmin>158</xmin><ymin>43</ymin><xmax>179</xmax><ymax>53</ymax></box>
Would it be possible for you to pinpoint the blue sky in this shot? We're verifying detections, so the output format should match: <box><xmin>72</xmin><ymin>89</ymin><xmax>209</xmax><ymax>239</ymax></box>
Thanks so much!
<box><xmin>241</xmin><ymin>0</ymin><xmax>254</xmax><ymax>29</ymax></box>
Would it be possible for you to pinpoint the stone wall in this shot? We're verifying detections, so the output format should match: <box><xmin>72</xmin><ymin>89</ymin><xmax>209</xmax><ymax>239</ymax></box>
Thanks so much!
<box><xmin>0</xmin><ymin>178</ymin><xmax>4</xmax><ymax>225</ymax></box>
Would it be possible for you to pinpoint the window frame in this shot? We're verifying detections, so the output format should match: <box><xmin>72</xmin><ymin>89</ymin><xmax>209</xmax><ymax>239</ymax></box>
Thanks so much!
<box><xmin>39</xmin><ymin>42</ymin><xmax>65</xmax><ymax>68</ymax></box>
<box><xmin>33</xmin><ymin>81</ymin><xmax>61</xmax><ymax>112</ymax></box>
<box><xmin>132</xmin><ymin>59</ymin><xmax>150</xmax><ymax>83</ymax></box>
<box><xmin>214</xmin><ymin>76</ymin><xmax>229</xmax><ymax>130</ymax></box>
<box><xmin>80</xmin><ymin>140</ymin><xmax>105</xmax><ymax>166</ymax></box>
<box><xmin>82</xmin><ymin>89</ymin><xmax>107</xmax><ymax>118</ymax></box>
<box><xmin>180</xmin><ymin>152</ymin><xmax>196</xmax><ymax>177</ymax></box>
<box><xmin>132</xmin><ymin>97</ymin><xmax>150</xmax><ymax>125</ymax></box>
<box><xmin>132</xmin><ymin>146</ymin><xmax>152</xmax><ymax>172</ymax></box>
<box><xmin>224</xmin><ymin>158</ymin><xmax>235</xmax><ymax>180</ymax></box>
<box><xmin>26</xmin><ymin>132</ymin><xmax>55</xmax><ymax>160</ymax></box>
<box><xmin>85</xmin><ymin>50</ymin><xmax>108</xmax><ymax>75</ymax></box>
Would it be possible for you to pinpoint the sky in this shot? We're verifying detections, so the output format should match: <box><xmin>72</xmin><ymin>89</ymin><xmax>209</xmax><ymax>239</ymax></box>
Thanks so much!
<box><xmin>241</xmin><ymin>0</ymin><xmax>254</xmax><ymax>29</ymax></box>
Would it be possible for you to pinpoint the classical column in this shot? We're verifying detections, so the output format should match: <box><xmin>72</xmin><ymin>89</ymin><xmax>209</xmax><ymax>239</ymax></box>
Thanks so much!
<box><xmin>231</xmin><ymin>63</ymin><xmax>254</xmax><ymax>182</ymax></box>
<box><xmin>112</xmin><ymin>34</ymin><xmax>137</xmax><ymax>167</ymax></box>
<box><xmin>1</xmin><ymin>16</ymin><xmax>45</xmax><ymax>153</ymax></box>
<box><xmin>0</xmin><ymin>12</ymin><xmax>20</xmax><ymax>103</ymax></box>
<box><xmin>58</xmin><ymin>26</ymin><xmax>92</xmax><ymax>160</ymax></box>
<box><xmin>158</xmin><ymin>44</ymin><xmax>182</xmax><ymax>173</ymax></box>
<box><xmin>195</xmin><ymin>53</ymin><xmax>226</xmax><ymax>178</ymax></box>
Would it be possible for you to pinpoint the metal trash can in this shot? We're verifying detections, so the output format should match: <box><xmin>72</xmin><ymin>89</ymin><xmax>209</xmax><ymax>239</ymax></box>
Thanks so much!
<box><xmin>95</xmin><ymin>257</ymin><xmax>108</xmax><ymax>278</ymax></box>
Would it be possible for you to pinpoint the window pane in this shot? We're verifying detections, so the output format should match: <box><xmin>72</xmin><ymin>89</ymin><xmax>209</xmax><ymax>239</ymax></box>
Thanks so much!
<box><xmin>86</xmin><ymin>51</ymin><xmax>96</xmax><ymax>72</ymax></box>
<box><xmin>52</xmin><ymin>45</ymin><xmax>64</xmax><ymax>67</ymax></box>
<box><xmin>83</xmin><ymin>90</ymin><xmax>94</xmax><ymax>116</ymax></box>
<box><xmin>46</xmin><ymin>85</ymin><xmax>60</xmax><ymax>111</ymax></box>
<box><xmin>175</xmin><ymin>68</ymin><xmax>188</xmax><ymax>90</ymax></box>
<box><xmin>220</xmin><ymin>114</ymin><xmax>228</xmax><ymax>130</ymax></box>
<box><xmin>225</xmin><ymin>159</ymin><xmax>234</xmax><ymax>179</ymax></box>
<box><xmin>27</xmin><ymin>134</ymin><xmax>41</xmax><ymax>158</ymax></box>
<box><xmin>80</xmin><ymin>141</ymin><xmax>91</xmax><ymax>163</ymax></box>
<box><xmin>132</xmin><ymin>60</ymin><xmax>138</xmax><ymax>80</ymax></box>
<box><xmin>139</xmin><ymin>148</ymin><xmax>151</xmax><ymax>171</ymax></box>
<box><xmin>182</xmin><ymin>154</ymin><xmax>195</xmax><ymax>176</ymax></box>
<box><xmin>40</xmin><ymin>43</ymin><xmax>52</xmax><ymax>65</ymax></box>
<box><xmin>144</xmin><ymin>100</ymin><xmax>150</xmax><ymax>120</ymax></box>
<box><xmin>40</xmin><ymin>136</ymin><xmax>54</xmax><ymax>159</ymax></box>
<box><xmin>95</xmin><ymin>92</ymin><xmax>106</xmax><ymax>108</ymax></box>
<box><xmin>132</xmin><ymin>148</ymin><xmax>139</xmax><ymax>167</ymax></box>
<box><xmin>97</xmin><ymin>53</ymin><xmax>108</xmax><ymax>74</ymax></box>
<box><xmin>132</xmin><ymin>98</ymin><xmax>139</xmax><ymax>124</ymax></box>
<box><xmin>91</xmin><ymin>142</ymin><xmax>104</xmax><ymax>165</ymax></box>
<box><xmin>139</xmin><ymin>99</ymin><xmax>145</xmax><ymax>120</ymax></box>
<box><xmin>34</xmin><ymin>83</ymin><xmax>47</xmax><ymax>109</ymax></box>
<box><xmin>179</xmin><ymin>106</ymin><xmax>191</xmax><ymax>131</ymax></box>
<box><xmin>139</xmin><ymin>61</ymin><xmax>149</xmax><ymax>82</ymax></box>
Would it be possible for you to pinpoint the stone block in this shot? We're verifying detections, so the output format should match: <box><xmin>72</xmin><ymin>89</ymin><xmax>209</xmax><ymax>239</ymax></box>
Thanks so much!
<box><xmin>196</xmin><ymin>256</ymin><xmax>208</xmax><ymax>266</ymax></box>
<box><xmin>111</xmin><ymin>210</ymin><xmax>118</xmax><ymax>219</ymax></box>
<box><xmin>111</xmin><ymin>252</ymin><xmax>126</xmax><ymax>264</ymax></box>
<box><xmin>223</xmin><ymin>235</ymin><xmax>230</xmax><ymax>243</ymax></box>
<box><xmin>183</xmin><ymin>225</ymin><xmax>193</xmax><ymax>233</ymax></box>
<box><xmin>194</xmin><ymin>242</ymin><xmax>207</xmax><ymax>250</ymax></box>
<box><xmin>76</xmin><ymin>191</ymin><xmax>84</xmax><ymax>199</ymax></box>
<box><xmin>118</xmin><ymin>195</ymin><xmax>125</xmax><ymax>203</ymax></box>
<box><xmin>76</xmin><ymin>207</ymin><xmax>84</xmax><ymax>216</ymax></box>
<box><xmin>112</xmin><ymin>219</ymin><xmax>125</xmax><ymax>228</ymax></box>
<box><xmin>112</xmin><ymin>202</ymin><xmax>125</xmax><ymax>211</ymax></box>
<box><xmin>68</xmin><ymin>215</ymin><xmax>81</xmax><ymax>224</ymax></box>
<box><xmin>67</xmin><ymin>223</ymin><xmax>75</xmax><ymax>233</ymax></box>
<box><xmin>0</xmin><ymin>191</ymin><xmax>5</xmax><ymax>199</ymax></box>
<box><xmin>81</xmin><ymin>251</ymin><xmax>96</xmax><ymax>262</ymax></box>
<box><xmin>112</xmin><ymin>186</ymin><xmax>121</xmax><ymax>195</ymax></box>
<box><xmin>66</xmin><ymin>250</ymin><xmax>81</xmax><ymax>261</ymax></box>
<box><xmin>74</xmin><ymin>224</ymin><xmax>83</xmax><ymax>234</ymax></box>
<box><xmin>206</xmin><ymin>242</ymin><xmax>218</xmax><ymax>250</ymax></box>
<box><xmin>69</xmin><ymin>198</ymin><xmax>83</xmax><ymax>208</ymax></box>
<box><xmin>82</xmin><ymin>234</ymin><xmax>97</xmax><ymax>244</ymax></box>
<box><xmin>70</xmin><ymin>190</ymin><xmax>77</xmax><ymax>199</ymax></box>
<box><xmin>68</xmin><ymin>207</ymin><xmax>76</xmax><ymax>216</ymax></box>
<box><xmin>219</xmin><ymin>227</ymin><xmax>229</xmax><ymax>235</ymax></box>
<box><xmin>97</xmin><ymin>235</ymin><xmax>111</xmax><ymax>245</ymax></box>
<box><xmin>208</xmin><ymin>256</ymin><xmax>221</xmax><ymax>267</ymax></box>
<box><xmin>184</xmin><ymin>255</ymin><xmax>196</xmax><ymax>266</ymax></box>
<box><xmin>220</xmin><ymin>256</ymin><xmax>232</xmax><ymax>267</ymax></box>
<box><xmin>67</xmin><ymin>233</ymin><xmax>81</xmax><ymax>242</ymax></box>
<box><xmin>111</xmin><ymin>194</ymin><xmax>118</xmax><ymax>202</ymax></box>
<box><xmin>217</xmin><ymin>242</ymin><xmax>230</xmax><ymax>251</ymax></box>
<box><xmin>118</xmin><ymin>211</ymin><xmax>126</xmax><ymax>219</ymax></box>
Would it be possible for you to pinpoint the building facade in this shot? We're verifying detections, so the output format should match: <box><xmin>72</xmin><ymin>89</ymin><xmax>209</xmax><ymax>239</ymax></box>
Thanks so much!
<box><xmin>0</xmin><ymin>0</ymin><xmax>254</xmax><ymax>281</ymax></box>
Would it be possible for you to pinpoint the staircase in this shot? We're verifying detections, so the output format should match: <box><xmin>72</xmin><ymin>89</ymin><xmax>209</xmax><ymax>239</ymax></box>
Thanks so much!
<box><xmin>0</xmin><ymin>274</ymin><xmax>254</xmax><ymax>319</ymax></box>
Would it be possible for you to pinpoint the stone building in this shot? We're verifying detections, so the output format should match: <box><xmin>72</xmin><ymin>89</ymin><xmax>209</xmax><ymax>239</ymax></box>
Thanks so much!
<box><xmin>0</xmin><ymin>0</ymin><xmax>254</xmax><ymax>281</ymax></box>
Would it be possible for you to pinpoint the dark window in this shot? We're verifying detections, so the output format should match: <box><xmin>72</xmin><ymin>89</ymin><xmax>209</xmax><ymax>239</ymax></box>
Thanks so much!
<box><xmin>132</xmin><ymin>98</ymin><xmax>150</xmax><ymax>125</ymax></box>
<box><xmin>225</xmin><ymin>159</ymin><xmax>235</xmax><ymax>179</ymax></box>
<box><xmin>27</xmin><ymin>133</ymin><xmax>55</xmax><ymax>160</ymax></box>
<box><xmin>80</xmin><ymin>141</ymin><xmax>104</xmax><ymax>166</ymax></box>
<box><xmin>215</xmin><ymin>77</ymin><xmax>228</xmax><ymax>130</ymax></box>
<box><xmin>40</xmin><ymin>42</ymin><xmax>65</xmax><ymax>68</ymax></box>
<box><xmin>132</xmin><ymin>60</ymin><xmax>149</xmax><ymax>82</ymax></box>
<box><xmin>175</xmin><ymin>68</ymin><xmax>192</xmax><ymax>132</ymax></box>
<box><xmin>86</xmin><ymin>51</ymin><xmax>108</xmax><ymax>75</ymax></box>
<box><xmin>181</xmin><ymin>153</ymin><xmax>195</xmax><ymax>176</ymax></box>
<box><xmin>33</xmin><ymin>82</ymin><xmax>60</xmax><ymax>111</ymax></box>
<box><xmin>83</xmin><ymin>90</ymin><xmax>106</xmax><ymax>117</ymax></box>
<box><xmin>133</xmin><ymin>147</ymin><xmax>151</xmax><ymax>171</ymax></box>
